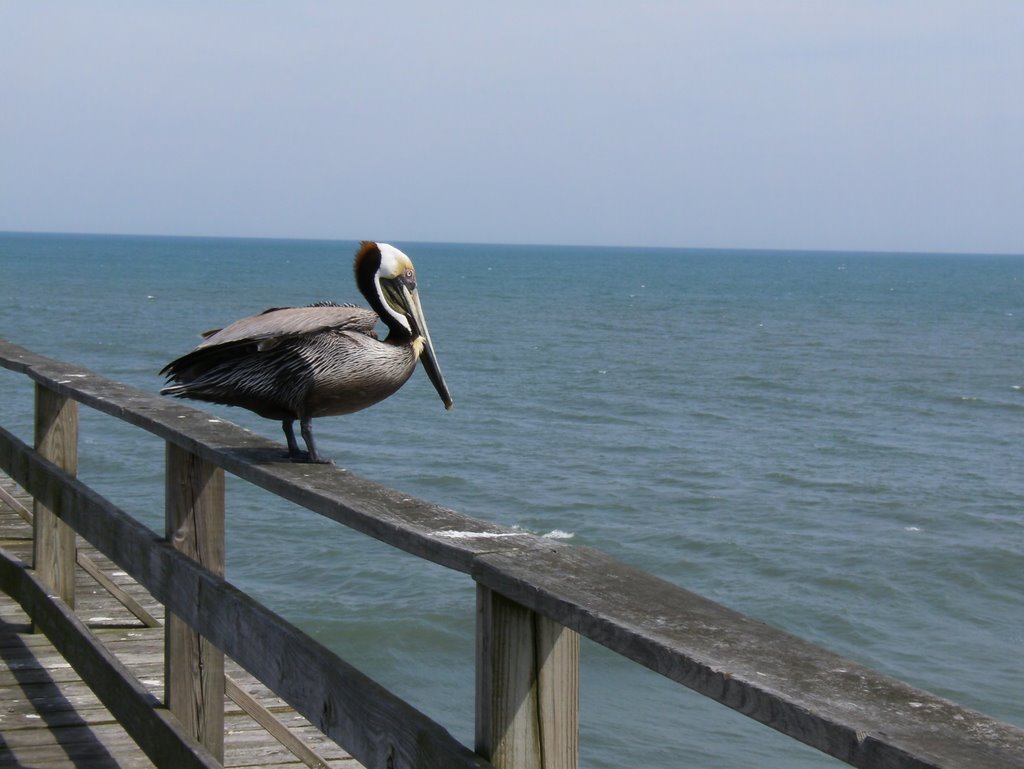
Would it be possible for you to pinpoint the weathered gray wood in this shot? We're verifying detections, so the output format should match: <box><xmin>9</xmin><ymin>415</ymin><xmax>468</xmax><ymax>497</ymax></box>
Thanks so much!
<box><xmin>226</xmin><ymin>674</ymin><xmax>333</xmax><ymax>769</ymax></box>
<box><xmin>33</xmin><ymin>383</ymin><xmax>78</xmax><ymax>608</ymax></box>
<box><xmin>0</xmin><ymin>431</ymin><xmax>492</xmax><ymax>769</ymax></box>
<box><xmin>0</xmin><ymin>479</ymin><xmax>34</xmax><ymax>524</ymax></box>
<box><xmin>76</xmin><ymin>549</ymin><xmax>162</xmax><ymax>628</ymax></box>
<box><xmin>536</xmin><ymin>606</ymin><xmax>579</xmax><ymax>769</ymax></box>
<box><xmin>3</xmin><ymin>475</ymin><xmax>162</xmax><ymax>628</ymax></box>
<box><xmin>473</xmin><ymin>545</ymin><xmax>1024</xmax><ymax>769</ymax></box>
<box><xmin>475</xmin><ymin>585</ymin><xmax>579</xmax><ymax>769</ymax></box>
<box><xmin>0</xmin><ymin>563</ymin><xmax>358</xmax><ymax>769</ymax></box>
<box><xmin>0</xmin><ymin>546</ymin><xmax>223</xmax><ymax>769</ymax></box>
<box><xmin>165</xmin><ymin>442</ymin><xmax>226</xmax><ymax>763</ymax></box>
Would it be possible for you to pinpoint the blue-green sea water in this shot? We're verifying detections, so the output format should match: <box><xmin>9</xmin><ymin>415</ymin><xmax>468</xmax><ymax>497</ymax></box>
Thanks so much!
<box><xmin>1</xmin><ymin>231</ymin><xmax>1021</xmax><ymax>767</ymax></box>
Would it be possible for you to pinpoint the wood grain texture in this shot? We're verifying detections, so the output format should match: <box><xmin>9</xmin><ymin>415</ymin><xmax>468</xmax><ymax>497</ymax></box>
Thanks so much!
<box><xmin>535</xmin><ymin>606</ymin><xmax>579</xmax><ymax>769</ymax></box>
<box><xmin>32</xmin><ymin>383</ymin><xmax>78</xmax><ymax>608</ymax></box>
<box><xmin>165</xmin><ymin>443</ymin><xmax>226</xmax><ymax>763</ymax></box>
<box><xmin>475</xmin><ymin>586</ymin><xmax>578</xmax><ymax>769</ymax></box>
<box><xmin>75</xmin><ymin>548</ymin><xmax>162</xmax><ymax>627</ymax></box>
<box><xmin>225</xmin><ymin>674</ymin><xmax>333</xmax><ymax>769</ymax></box>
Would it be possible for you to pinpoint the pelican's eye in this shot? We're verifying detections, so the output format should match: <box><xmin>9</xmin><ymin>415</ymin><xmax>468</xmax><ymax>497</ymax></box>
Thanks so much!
<box><xmin>400</xmin><ymin>268</ymin><xmax>416</xmax><ymax>289</ymax></box>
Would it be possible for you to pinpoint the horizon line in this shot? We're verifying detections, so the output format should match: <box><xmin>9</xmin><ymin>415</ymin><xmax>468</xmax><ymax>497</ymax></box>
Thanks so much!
<box><xmin>2</xmin><ymin>228</ymin><xmax>1022</xmax><ymax>260</ymax></box>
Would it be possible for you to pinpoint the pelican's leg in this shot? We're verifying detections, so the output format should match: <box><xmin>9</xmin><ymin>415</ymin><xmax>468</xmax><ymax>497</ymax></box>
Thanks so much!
<box><xmin>299</xmin><ymin>417</ymin><xmax>332</xmax><ymax>464</ymax></box>
<box><xmin>281</xmin><ymin>419</ymin><xmax>303</xmax><ymax>459</ymax></box>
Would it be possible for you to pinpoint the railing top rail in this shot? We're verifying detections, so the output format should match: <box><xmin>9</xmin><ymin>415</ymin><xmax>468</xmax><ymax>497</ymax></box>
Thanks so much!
<box><xmin>3</xmin><ymin>336</ymin><xmax>1023</xmax><ymax>769</ymax></box>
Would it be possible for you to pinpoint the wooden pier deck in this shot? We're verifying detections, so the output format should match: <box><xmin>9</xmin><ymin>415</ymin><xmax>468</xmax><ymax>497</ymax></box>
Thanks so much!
<box><xmin>0</xmin><ymin>472</ymin><xmax>361</xmax><ymax>769</ymax></box>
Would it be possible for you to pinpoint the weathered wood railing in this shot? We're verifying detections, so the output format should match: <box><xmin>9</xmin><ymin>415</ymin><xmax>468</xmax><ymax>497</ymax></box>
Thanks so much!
<box><xmin>1</xmin><ymin>337</ymin><xmax>1022</xmax><ymax>769</ymax></box>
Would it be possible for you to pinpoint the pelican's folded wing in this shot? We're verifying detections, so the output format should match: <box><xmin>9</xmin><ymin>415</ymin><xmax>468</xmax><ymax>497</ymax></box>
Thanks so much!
<box><xmin>197</xmin><ymin>303</ymin><xmax>379</xmax><ymax>350</ymax></box>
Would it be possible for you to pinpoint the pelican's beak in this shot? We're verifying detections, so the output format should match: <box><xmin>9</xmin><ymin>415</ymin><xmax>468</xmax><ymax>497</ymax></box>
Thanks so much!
<box><xmin>399</xmin><ymin>284</ymin><xmax>453</xmax><ymax>410</ymax></box>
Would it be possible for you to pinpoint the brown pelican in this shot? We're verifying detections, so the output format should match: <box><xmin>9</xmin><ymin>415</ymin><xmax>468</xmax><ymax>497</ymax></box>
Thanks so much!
<box><xmin>160</xmin><ymin>241</ymin><xmax>452</xmax><ymax>463</ymax></box>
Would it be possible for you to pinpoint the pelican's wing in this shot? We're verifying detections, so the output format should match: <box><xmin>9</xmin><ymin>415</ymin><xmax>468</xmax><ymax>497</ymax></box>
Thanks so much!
<box><xmin>197</xmin><ymin>303</ymin><xmax>379</xmax><ymax>350</ymax></box>
<box><xmin>161</xmin><ymin>303</ymin><xmax>379</xmax><ymax>383</ymax></box>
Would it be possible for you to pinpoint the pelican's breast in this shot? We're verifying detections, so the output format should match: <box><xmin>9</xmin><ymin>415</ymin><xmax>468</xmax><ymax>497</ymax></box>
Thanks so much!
<box><xmin>303</xmin><ymin>330</ymin><xmax>420</xmax><ymax>418</ymax></box>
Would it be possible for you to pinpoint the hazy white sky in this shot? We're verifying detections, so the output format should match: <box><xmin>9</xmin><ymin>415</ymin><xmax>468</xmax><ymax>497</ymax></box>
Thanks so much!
<box><xmin>2</xmin><ymin>2</ymin><xmax>1022</xmax><ymax>253</ymax></box>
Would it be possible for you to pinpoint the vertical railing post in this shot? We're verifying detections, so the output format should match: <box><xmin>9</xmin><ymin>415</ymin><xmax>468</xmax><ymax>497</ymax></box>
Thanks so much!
<box><xmin>475</xmin><ymin>584</ymin><xmax>579</xmax><ymax>769</ymax></box>
<box><xmin>33</xmin><ymin>383</ymin><xmax>78</xmax><ymax>610</ymax></box>
<box><xmin>165</xmin><ymin>442</ymin><xmax>226</xmax><ymax>763</ymax></box>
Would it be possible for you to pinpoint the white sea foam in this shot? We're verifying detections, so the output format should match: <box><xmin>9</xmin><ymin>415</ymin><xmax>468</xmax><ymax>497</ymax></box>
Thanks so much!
<box><xmin>515</xmin><ymin>524</ymin><xmax>575</xmax><ymax>540</ymax></box>
<box><xmin>434</xmin><ymin>530</ymin><xmax>524</xmax><ymax>540</ymax></box>
<box><xmin>435</xmin><ymin>527</ymin><xmax>575</xmax><ymax>540</ymax></box>
<box><xmin>542</xmin><ymin>529</ymin><xmax>575</xmax><ymax>540</ymax></box>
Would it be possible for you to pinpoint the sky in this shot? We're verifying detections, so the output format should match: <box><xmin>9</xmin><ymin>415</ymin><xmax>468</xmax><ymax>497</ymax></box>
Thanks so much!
<box><xmin>1</xmin><ymin>2</ymin><xmax>1022</xmax><ymax>254</ymax></box>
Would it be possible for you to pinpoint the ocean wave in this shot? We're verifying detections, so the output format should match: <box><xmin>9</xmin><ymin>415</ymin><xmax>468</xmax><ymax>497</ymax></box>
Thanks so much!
<box><xmin>542</xmin><ymin>528</ymin><xmax>575</xmax><ymax>540</ymax></box>
<box><xmin>764</xmin><ymin>471</ymin><xmax>891</xmax><ymax>495</ymax></box>
<box><xmin>432</xmin><ymin>525</ymin><xmax>575</xmax><ymax>541</ymax></box>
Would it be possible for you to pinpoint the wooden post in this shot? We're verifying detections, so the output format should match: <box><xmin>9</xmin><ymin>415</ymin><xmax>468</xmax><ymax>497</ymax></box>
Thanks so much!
<box><xmin>165</xmin><ymin>442</ymin><xmax>226</xmax><ymax>763</ymax></box>
<box><xmin>476</xmin><ymin>584</ymin><xmax>579</xmax><ymax>769</ymax></box>
<box><xmin>33</xmin><ymin>384</ymin><xmax>78</xmax><ymax>609</ymax></box>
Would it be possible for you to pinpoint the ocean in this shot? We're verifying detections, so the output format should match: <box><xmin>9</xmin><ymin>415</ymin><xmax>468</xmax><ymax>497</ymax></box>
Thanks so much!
<box><xmin>1</xmin><ymin>231</ymin><xmax>1021</xmax><ymax>767</ymax></box>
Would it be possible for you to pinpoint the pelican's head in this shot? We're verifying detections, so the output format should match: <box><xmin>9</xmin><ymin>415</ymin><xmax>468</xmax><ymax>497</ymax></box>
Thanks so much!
<box><xmin>354</xmin><ymin>241</ymin><xmax>453</xmax><ymax>410</ymax></box>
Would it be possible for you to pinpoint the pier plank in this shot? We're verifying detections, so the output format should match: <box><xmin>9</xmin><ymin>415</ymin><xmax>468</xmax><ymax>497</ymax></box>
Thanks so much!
<box><xmin>0</xmin><ymin>475</ymin><xmax>361</xmax><ymax>769</ymax></box>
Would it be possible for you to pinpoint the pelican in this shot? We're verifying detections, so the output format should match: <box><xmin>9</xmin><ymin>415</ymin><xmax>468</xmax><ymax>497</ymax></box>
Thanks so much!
<box><xmin>160</xmin><ymin>241</ymin><xmax>452</xmax><ymax>463</ymax></box>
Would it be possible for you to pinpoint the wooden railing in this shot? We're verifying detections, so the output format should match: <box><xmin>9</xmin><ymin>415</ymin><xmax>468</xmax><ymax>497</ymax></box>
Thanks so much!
<box><xmin>1</xmin><ymin>337</ymin><xmax>1022</xmax><ymax>769</ymax></box>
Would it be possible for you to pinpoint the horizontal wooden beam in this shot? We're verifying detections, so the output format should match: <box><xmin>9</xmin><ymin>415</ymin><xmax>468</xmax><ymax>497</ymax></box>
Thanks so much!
<box><xmin>0</xmin><ymin>424</ymin><xmax>492</xmax><ymax>769</ymax></box>
<box><xmin>0</xmin><ymin>547</ymin><xmax>222</xmax><ymax>769</ymax></box>
<box><xmin>471</xmin><ymin>545</ymin><xmax>1024</xmax><ymax>769</ymax></box>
